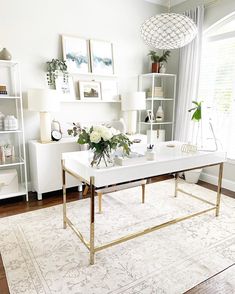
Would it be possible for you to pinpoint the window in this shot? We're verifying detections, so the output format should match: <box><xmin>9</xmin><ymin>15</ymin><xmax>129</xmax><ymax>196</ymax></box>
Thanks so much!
<box><xmin>198</xmin><ymin>13</ymin><xmax>235</xmax><ymax>160</ymax></box>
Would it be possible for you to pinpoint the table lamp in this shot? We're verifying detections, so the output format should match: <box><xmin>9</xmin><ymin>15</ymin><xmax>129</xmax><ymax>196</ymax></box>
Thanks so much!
<box><xmin>28</xmin><ymin>89</ymin><xmax>60</xmax><ymax>143</ymax></box>
<box><xmin>121</xmin><ymin>92</ymin><xmax>146</xmax><ymax>134</ymax></box>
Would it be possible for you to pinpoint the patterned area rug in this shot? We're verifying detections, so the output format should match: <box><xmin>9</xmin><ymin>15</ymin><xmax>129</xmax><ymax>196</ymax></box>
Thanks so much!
<box><xmin>0</xmin><ymin>179</ymin><xmax>235</xmax><ymax>294</ymax></box>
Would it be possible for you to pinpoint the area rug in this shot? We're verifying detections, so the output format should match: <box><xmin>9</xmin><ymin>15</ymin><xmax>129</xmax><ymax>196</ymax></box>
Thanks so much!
<box><xmin>0</xmin><ymin>179</ymin><xmax>235</xmax><ymax>294</ymax></box>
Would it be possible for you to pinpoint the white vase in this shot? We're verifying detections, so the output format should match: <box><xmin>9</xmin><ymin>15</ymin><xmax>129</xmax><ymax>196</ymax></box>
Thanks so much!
<box><xmin>160</xmin><ymin>64</ymin><xmax>166</xmax><ymax>73</ymax></box>
<box><xmin>156</xmin><ymin>106</ymin><xmax>164</xmax><ymax>122</ymax></box>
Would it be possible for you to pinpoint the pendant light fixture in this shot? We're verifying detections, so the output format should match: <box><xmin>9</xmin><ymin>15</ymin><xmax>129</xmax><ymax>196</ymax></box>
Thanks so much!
<box><xmin>140</xmin><ymin>0</ymin><xmax>197</xmax><ymax>49</ymax></box>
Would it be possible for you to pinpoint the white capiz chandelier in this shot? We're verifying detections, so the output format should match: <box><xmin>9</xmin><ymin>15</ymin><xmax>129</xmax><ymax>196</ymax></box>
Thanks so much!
<box><xmin>140</xmin><ymin>1</ymin><xmax>197</xmax><ymax>49</ymax></box>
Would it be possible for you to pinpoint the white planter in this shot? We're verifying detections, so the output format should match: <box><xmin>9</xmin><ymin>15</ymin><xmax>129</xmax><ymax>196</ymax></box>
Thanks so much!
<box><xmin>184</xmin><ymin>169</ymin><xmax>202</xmax><ymax>184</ymax></box>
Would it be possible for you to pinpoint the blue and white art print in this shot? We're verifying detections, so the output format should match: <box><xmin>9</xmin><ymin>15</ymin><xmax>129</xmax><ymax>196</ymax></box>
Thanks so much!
<box><xmin>62</xmin><ymin>35</ymin><xmax>89</xmax><ymax>74</ymax></box>
<box><xmin>90</xmin><ymin>40</ymin><xmax>114</xmax><ymax>75</ymax></box>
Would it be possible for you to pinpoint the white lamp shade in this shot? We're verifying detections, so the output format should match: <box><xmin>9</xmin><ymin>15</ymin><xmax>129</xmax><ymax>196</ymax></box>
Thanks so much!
<box><xmin>28</xmin><ymin>89</ymin><xmax>60</xmax><ymax>112</ymax></box>
<box><xmin>122</xmin><ymin>92</ymin><xmax>146</xmax><ymax>111</ymax></box>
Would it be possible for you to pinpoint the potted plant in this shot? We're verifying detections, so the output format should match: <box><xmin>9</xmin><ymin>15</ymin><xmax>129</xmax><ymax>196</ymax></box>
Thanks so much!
<box><xmin>46</xmin><ymin>59</ymin><xmax>68</xmax><ymax>88</ymax></box>
<box><xmin>184</xmin><ymin>101</ymin><xmax>203</xmax><ymax>184</ymax></box>
<box><xmin>148</xmin><ymin>50</ymin><xmax>171</xmax><ymax>73</ymax></box>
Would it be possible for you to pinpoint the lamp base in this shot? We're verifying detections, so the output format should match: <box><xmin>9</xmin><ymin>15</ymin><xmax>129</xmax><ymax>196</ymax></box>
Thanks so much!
<box><xmin>40</xmin><ymin>112</ymin><xmax>51</xmax><ymax>143</ymax></box>
<box><xmin>126</xmin><ymin>110</ymin><xmax>137</xmax><ymax>135</ymax></box>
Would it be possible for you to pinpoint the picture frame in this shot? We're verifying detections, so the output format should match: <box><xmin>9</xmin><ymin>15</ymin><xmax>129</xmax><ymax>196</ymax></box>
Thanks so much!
<box><xmin>55</xmin><ymin>76</ymin><xmax>75</xmax><ymax>100</ymax></box>
<box><xmin>62</xmin><ymin>35</ymin><xmax>90</xmax><ymax>74</ymax></box>
<box><xmin>78</xmin><ymin>81</ymin><xmax>101</xmax><ymax>101</ymax></box>
<box><xmin>101</xmin><ymin>80</ymin><xmax>119</xmax><ymax>101</ymax></box>
<box><xmin>90</xmin><ymin>40</ymin><xmax>114</xmax><ymax>75</ymax></box>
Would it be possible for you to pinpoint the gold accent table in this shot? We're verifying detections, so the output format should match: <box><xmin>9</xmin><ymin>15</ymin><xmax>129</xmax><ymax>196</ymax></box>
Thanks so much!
<box><xmin>61</xmin><ymin>141</ymin><xmax>226</xmax><ymax>265</ymax></box>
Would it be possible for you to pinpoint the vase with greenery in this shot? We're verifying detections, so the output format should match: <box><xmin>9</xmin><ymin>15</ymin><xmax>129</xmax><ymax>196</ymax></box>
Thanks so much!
<box><xmin>185</xmin><ymin>101</ymin><xmax>203</xmax><ymax>183</ymax></box>
<box><xmin>68</xmin><ymin>124</ymin><xmax>132</xmax><ymax>168</ymax></box>
<box><xmin>148</xmin><ymin>50</ymin><xmax>171</xmax><ymax>73</ymax></box>
<box><xmin>188</xmin><ymin>100</ymin><xmax>203</xmax><ymax>146</ymax></box>
<box><xmin>46</xmin><ymin>59</ymin><xmax>68</xmax><ymax>88</ymax></box>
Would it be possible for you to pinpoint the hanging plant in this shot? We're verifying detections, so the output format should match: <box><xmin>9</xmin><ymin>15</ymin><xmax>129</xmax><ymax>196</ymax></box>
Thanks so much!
<box><xmin>46</xmin><ymin>59</ymin><xmax>68</xmax><ymax>88</ymax></box>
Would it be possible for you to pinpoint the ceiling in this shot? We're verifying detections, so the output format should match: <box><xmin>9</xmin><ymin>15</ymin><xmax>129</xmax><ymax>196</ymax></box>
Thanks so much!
<box><xmin>145</xmin><ymin>0</ymin><xmax>186</xmax><ymax>7</ymax></box>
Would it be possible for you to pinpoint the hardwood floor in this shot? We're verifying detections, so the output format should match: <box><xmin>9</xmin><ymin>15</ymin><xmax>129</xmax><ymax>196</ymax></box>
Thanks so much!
<box><xmin>0</xmin><ymin>177</ymin><xmax>234</xmax><ymax>294</ymax></box>
<box><xmin>185</xmin><ymin>264</ymin><xmax>235</xmax><ymax>294</ymax></box>
<box><xmin>0</xmin><ymin>254</ymin><xmax>9</xmax><ymax>294</ymax></box>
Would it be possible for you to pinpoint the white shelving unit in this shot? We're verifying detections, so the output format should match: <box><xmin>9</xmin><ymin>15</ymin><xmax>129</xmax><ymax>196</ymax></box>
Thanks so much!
<box><xmin>138</xmin><ymin>73</ymin><xmax>177</xmax><ymax>143</ymax></box>
<box><xmin>0</xmin><ymin>60</ymin><xmax>28</xmax><ymax>201</ymax></box>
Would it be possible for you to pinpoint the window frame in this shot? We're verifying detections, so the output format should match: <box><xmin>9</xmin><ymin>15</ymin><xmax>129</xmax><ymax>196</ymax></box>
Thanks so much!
<box><xmin>200</xmin><ymin>12</ymin><xmax>235</xmax><ymax>162</ymax></box>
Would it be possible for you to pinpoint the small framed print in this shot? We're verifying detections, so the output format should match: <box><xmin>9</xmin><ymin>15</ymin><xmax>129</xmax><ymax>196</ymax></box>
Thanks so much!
<box><xmin>79</xmin><ymin>81</ymin><xmax>101</xmax><ymax>101</ymax></box>
<box><xmin>101</xmin><ymin>80</ymin><xmax>119</xmax><ymax>101</ymax></box>
<box><xmin>55</xmin><ymin>76</ymin><xmax>75</xmax><ymax>100</ymax></box>
<box><xmin>62</xmin><ymin>35</ymin><xmax>90</xmax><ymax>74</ymax></box>
<box><xmin>90</xmin><ymin>40</ymin><xmax>114</xmax><ymax>75</ymax></box>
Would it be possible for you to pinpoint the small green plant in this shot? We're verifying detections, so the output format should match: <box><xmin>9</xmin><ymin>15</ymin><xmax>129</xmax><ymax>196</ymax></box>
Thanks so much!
<box><xmin>148</xmin><ymin>50</ymin><xmax>171</xmax><ymax>63</ymax></box>
<box><xmin>188</xmin><ymin>101</ymin><xmax>202</xmax><ymax>121</ymax></box>
<box><xmin>46</xmin><ymin>59</ymin><xmax>68</xmax><ymax>87</ymax></box>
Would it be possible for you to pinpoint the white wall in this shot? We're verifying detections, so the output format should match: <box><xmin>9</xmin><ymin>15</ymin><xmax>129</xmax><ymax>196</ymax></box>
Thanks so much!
<box><xmin>0</xmin><ymin>0</ymin><xmax>162</xmax><ymax>134</ymax></box>
<box><xmin>0</xmin><ymin>0</ymin><xmax>163</xmax><ymax>179</ymax></box>
<box><xmin>172</xmin><ymin>0</ymin><xmax>235</xmax><ymax>190</ymax></box>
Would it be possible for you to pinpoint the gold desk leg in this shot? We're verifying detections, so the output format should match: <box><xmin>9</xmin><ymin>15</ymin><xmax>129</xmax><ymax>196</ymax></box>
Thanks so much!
<box><xmin>175</xmin><ymin>173</ymin><xmax>179</xmax><ymax>197</ymax></box>
<box><xmin>98</xmin><ymin>192</ymin><xmax>102</xmax><ymax>213</ymax></box>
<box><xmin>142</xmin><ymin>184</ymin><xmax>145</xmax><ymax>204</ymax></box>
<box><xmin>83</xmin><ymin>184</ymin><xmax>89</xmax><ymax>197</ymax></box>
<box><xmin>62</xmin><ymin>160</ymin><xmax>67</xmax><ymax>229</ymax></box>
<box><xmin>216</xmin><ymin>163</ymin><xmax>223</xmax><ymax>217</ymax></box>
<box><xmin>90</xmin><ymin>176</ymin><xmax>95</xmax><ymax>265</ymax></box>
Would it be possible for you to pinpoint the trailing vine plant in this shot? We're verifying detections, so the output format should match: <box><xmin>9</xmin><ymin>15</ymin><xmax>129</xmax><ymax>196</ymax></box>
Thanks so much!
<box><xmin>46</xmin><ymin>59</ymin><xmax>68</xmax><ymax>88</ymax></box>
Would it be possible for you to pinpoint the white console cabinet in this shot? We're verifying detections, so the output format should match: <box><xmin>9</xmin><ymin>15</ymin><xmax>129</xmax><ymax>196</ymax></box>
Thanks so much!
<box><xmin>28</xmin><ymin>138</ymin><xmax>82</xmax><ymax>200</ymax></box>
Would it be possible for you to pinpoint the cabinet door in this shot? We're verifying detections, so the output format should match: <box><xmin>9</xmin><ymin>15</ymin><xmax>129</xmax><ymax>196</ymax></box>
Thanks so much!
<box><xmin>30</xmin><ymin>142</ymin><xmax>81</xmax><ymax>193</ymax></box>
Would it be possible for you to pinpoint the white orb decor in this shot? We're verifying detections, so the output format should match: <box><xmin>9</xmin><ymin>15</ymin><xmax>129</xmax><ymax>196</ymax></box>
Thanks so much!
<box><xmin>140</xmin><ymin>13</ymin><xmax>197</xmax><ymax>50</ymax></box>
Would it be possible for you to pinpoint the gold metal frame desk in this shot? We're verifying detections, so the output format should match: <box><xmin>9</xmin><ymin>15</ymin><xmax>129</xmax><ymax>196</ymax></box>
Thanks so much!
<box><xmin>61</xmin><ymin>142</ymin><xmax>226</xmax><ymax>265</ymax></box>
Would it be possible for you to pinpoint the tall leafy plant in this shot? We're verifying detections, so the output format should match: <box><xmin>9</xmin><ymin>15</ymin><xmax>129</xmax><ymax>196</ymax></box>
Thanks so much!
<box><xmin>148</xmin><ymin>50</ymin><xmax>171</xmax><ymax>63</ymax></box>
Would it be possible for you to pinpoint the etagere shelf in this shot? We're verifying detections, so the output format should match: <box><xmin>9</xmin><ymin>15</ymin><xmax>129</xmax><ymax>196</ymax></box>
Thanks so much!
<box><xmin>0</xmin><ymin>61</ymin><xmax>28</xmax><ymax>201</ymax></box>
<box><xmin>138</xmin><ymin>73</ymin><xmax>177</xmax><ymax>143</ymax></box>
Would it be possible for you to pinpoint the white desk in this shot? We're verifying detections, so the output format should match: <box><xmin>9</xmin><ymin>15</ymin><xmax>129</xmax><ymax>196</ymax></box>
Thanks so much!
<box><xmin>62</xmin><ymin>141</ymin><xmax>226</xmax><ymax>264</ymax></box>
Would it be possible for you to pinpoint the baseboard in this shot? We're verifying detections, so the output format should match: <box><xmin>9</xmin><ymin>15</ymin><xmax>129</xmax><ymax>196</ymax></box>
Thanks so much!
<box><xmin>27</xmin><ymin>181</ymin><xmax>32</xmax><ymax>192</ymax></box>
<box><xmin>200</xmin><ymin>172</ymin><xmax>235</xmax><ymax>192</ymax></box>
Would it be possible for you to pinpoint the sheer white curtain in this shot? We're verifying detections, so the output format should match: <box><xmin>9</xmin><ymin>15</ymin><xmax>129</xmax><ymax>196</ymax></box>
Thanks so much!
<box><xmin>174</xmin><ymin>5</ymin><xmax>204</xmax><ymax>142</ymax></box>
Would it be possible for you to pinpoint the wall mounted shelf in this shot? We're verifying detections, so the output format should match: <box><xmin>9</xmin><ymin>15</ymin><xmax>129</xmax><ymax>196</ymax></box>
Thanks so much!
<box><xmin>0</xmin><ymin>130</ymin><xmax>22</xmax><ymax>134</ymax></box>
<box><xmin>146</xmin><ymin>97</ymin><xmax>174</xmax><ymax>101</ymax></box>
<box><xmin>0</xmin><ymin>96</ymin><xmax>21</xmax><ymax>99</ymax></box>
<box><xmin>60</xmin><ymin>100</ymin><xmax>121</xmax><ymax>103</ymax></box>
<box><xmin>140</xmin><ymin>122</ymin><xmax>173</xmax><ymax>125</ymax></box>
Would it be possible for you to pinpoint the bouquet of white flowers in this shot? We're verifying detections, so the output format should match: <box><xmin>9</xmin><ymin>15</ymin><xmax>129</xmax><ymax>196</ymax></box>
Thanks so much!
<box><xmin>68</xmin><ymin>124</ymin><xmax>132</xmax><ymax>168</ymax></box>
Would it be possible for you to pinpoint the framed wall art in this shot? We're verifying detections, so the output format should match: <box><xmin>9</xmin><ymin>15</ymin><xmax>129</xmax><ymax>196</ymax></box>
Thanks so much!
<box><xmin>90</xmin><ymin>40</ymin><xmax>114</xmax><ymax>75</ymax></box>
<box><xmin>78</xmin><ymin>81</ymin><xmax>101</xmax><ymax>101</ymax></box>
<box><xmin>55</xmin><ymin>76</ymin><xmax>75</xmax><ymax>100</ymax></box>
<box><xmin>101</xmin><ymin>80</ymin><xmax>119</xmax><ymax>101</ymax></box>
<box><xmin>62</xmin><ymin>35</ymin><xmax>90</xmax><ymax>74</ymax></box>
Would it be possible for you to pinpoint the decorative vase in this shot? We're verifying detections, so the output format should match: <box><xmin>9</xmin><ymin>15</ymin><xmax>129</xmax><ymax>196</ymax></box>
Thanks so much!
<box><xmin>90</xmin><ymin>149</ymin><xmax>114</xmax><ymax>169</ymax></box>
<box><xmin>160</xmin><ymin>64</ymin><xmax>166</xmax><ymax>73</ymax></box>
<box><xmin>0</xmin><ymin>48</ymin><xmax>12</xmax><ymax>60</ymax></box>
<box><xmin>152</xmin><ymin>62</ymin><xmax>160</xmax><ymax>73</ymax></box>
<box><xmin>156</xmin><ymin>106</ymin><xmax>164</xmax><ymax>122</ymax></box>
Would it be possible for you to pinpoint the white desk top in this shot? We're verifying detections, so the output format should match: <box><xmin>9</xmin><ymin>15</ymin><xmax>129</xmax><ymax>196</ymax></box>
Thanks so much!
<box><xmin>62</xmin><ymin>141</ymin><xmax>226</xmax><ymax>187</ymax></box>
